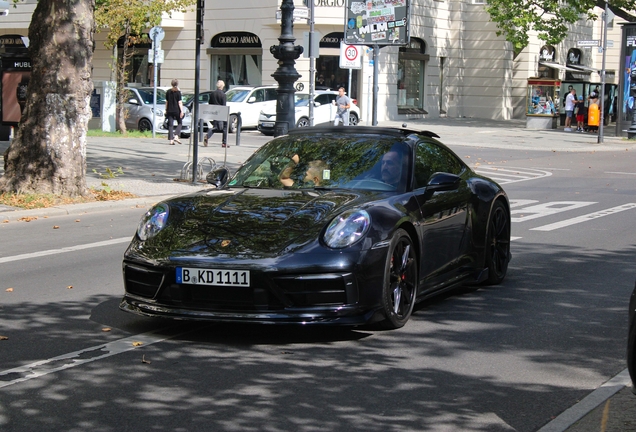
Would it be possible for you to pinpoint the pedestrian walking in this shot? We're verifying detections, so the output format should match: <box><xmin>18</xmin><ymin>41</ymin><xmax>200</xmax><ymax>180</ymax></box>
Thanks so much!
<box><xmin>564</xmin><ymin>87</ymin><xmax>576</xmax><ymax>131</ymax></box>
<box><xmin>575</xmin><ymin>95</ymin><xmax>587</xmax><ymax>132</ymax></box>
<box><xmin>333</xmin><ymin>86</ymin><xmax>351</xmax><ymax>126</ymax></box>
<box><xmin>203</xmin><ymin>80</ymin><xmax>228</xmax><ymax>147</ymax></box>
<box><xmin>165</xmin><ymin>79</ymin><xmax>184</xmax><ymax>145</ymax></box>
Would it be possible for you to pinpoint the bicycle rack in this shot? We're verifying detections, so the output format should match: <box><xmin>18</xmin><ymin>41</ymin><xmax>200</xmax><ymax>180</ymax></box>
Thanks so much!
<box><xmin>180</xmin><ymin>157</ymin><xmax>217</xmax><ymax>181</ymax></box>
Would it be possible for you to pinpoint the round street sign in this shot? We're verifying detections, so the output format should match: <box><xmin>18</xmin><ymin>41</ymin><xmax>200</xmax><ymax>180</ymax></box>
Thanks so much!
<box><xmin>345</xmin><ymin>45</ymin><xmax>359</xmax><ymax>61</ymax></box>
<box><xmin>149</xmin><ymin>26</ymin><xmax>165</xmax><ymax>42</ymax></box>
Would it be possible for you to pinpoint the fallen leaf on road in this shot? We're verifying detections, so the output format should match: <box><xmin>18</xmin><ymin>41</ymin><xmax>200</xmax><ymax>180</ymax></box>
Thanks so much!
<box><xmin>67</xmin><ymin>285</ymin><xmax>73</xmax><ymax>289</ymax></box>
<box><xmin>2</xmin><ymin>220</ymin><xmax>8</xmax><ymax>223</ymax></box>
<box><xmin>132</xmin><ymin>341</ymin><xmax>143</xmax><ymax>347</ymax></box>
<box><xmin>6</xmin><ymin>288</ymin><xmax>13</xmax><ymax>292</ymax></box>
<box><xmin>18</xmin><ymin>216</ymin><xmax>37</xmax><ymax>222</ymax></box>
<box><xmin>102</xmin><ymin>327</ymin><xmax>111</xmax><ymax>332</ymax></box>
<box><xmin>142</xmin><ymin>355</ymin><xmax>151</xmax><ymax>364</ymax></box>
<box><xmin>53</xmin><ymin>226</ymin><xmax>60</xmax><ymax>229</ymax></box>
<box><xmin>75</xmin><ymin>219</ymin><xmax>81</xmax><ymax>222</ymax></box>
<box><xmin>0</xmin><ymin>336</ymin><xmax>8</xmax><ymax>340</ymax></box>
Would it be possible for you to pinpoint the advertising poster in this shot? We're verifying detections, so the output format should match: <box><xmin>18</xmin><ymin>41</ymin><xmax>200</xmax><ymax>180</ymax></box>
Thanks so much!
<box><xmin>2</xmin><ymin>70</ymin><xmax>30</xmax><ymax>123</ymax></box>
<box><xmin>344</xmin><ymin>0</ymin><xmax>409</xmax><ymax>46</ymax></box>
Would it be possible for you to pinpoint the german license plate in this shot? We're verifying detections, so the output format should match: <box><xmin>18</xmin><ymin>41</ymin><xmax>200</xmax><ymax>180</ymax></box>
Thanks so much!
<box><xmin>261</xmin><ymin>122</ymin><xmax>275</xmax><ymax>127</ymax></box>
<box><xmin>176</xmin><ymin>267</ymin><xmax>250</xmax><ymax>287</ymax></box>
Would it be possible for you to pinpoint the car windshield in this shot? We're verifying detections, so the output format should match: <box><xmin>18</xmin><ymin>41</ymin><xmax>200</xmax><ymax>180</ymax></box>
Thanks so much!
<box><xmin>229</xmin><ymin>133</ymin><xmax>410</xmax><ymax>192</ymax></box>
<box><xmin>226</xmin><ymin>89</ymin><xmax>251</xmax><ymax>102</ymax></box>
<box><xmin>136</xmin><ymin>88</ymin><xmax>167</xmax><ymax>104</ymax></box>
<box><xmin>295</xmin><ymin>94</ymin><xmax>310</xmax><ymax>107</ymax></box>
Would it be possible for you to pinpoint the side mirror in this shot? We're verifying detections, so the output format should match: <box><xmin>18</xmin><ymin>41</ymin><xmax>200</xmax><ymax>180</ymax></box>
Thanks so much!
<box><xmin>247</xmin><ymin>96</ymin><xmax>256</xmax><ymax>103</ymax></box>
<box><xmin>128</xmin><ymin>98</ymin><xmax>139</xmax><ymax>105</ymax></box>
<box><xmin>314</xmin><ymin>101</ymin><xmax>321</xmax><ymax>107</ymax></box>
<box><xmin>206</xmin><ymin>167</ymin><xmax>230</xmax><ymax>188</ymax></box>
<box><xmin>426</xmin><ymin>172</ymin><xmax>460</xmax><ymax>192</ymax></box>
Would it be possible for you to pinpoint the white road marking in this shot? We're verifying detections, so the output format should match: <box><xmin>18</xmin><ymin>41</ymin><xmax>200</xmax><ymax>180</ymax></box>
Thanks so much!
<box><xmin>0</xmin><ymin>327</ymin><xmax>191</xmax><ymax>389</ymax></box>
<box><xmin>509</xmin><ymin>199</ymin><xmax>539</xmax><ymax>209</ymax></box>
<box><xmin>537</xmin><ymin>369</ymin><xmax>631</xmax><ymax>432</ymax></box>
<box><xmin>605</xmin><ymin>171</ymin><xmax>636</xmax><ymax>175</ymax></box>
<box><xmin>0</xmin><ymin>237</ymin><xmax>131</xmax><ymax>264</ymax></box>
<box><xmin>474</xmin><ymin>166</ymin><xmax>553</xmax><ymax>184</ymax></box>
<box><xmin>511</xmin><ymin>237</ymin><xmax>522</xmax><ymax>241</ymax></box>
<box><xmin>511</xmin><ymin>202</ymin><xmax>597</xmax><ymax>223</ymax></box>
<box><xmin>531</xmin><ymin>203</ymin><xmax>636</xmax><ymax>231</ymax></box>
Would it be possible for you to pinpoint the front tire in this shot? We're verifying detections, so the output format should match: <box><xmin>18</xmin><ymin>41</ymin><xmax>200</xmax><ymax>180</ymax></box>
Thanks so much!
<box><xmin>483</xmin><ymin>200</ymin><xmax>510</xmax><ymax>285</ymax></box>
<box><xmin>380</xmin><ymin>229</ymin><xmax>418</xmax><ymax>329</ymax></box>
<box><xmin>296</xmin><ymin>117</ymin><xmax>310</xmax><ymax>128</ymax></box>
<box><xmin>138</xmin><ymin>118</ymin><xmax>153</xmax><ymax>132</ymax></box>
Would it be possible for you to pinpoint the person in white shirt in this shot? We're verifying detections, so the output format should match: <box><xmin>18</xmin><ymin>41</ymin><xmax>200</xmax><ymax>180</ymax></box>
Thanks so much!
<box><xmin>564</xmin><ymin>88</ymin><xmax>576</xmax><ymax>131</ymax></box>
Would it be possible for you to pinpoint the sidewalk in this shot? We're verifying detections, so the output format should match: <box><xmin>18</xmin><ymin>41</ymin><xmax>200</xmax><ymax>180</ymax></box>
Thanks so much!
<box><xmin>0</xmin><ymin>120</ymin><xmax>635</xmax><ymax>432</ymax></box>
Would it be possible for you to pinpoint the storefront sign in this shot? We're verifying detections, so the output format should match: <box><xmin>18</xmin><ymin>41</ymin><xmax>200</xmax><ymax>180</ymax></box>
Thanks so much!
<box><xmin>344</xmin><ymin>0</ymin><xmax>409</xmax><ymax>46</ymax></box>
<box><xmin>211</xmin><ymin>32</ymin><xmax>261</xmax><ymax>48</ymax></box>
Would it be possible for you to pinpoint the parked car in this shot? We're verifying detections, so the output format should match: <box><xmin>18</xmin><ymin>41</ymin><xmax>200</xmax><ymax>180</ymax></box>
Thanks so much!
<box><xmin>183</xmin><ymin>86</ymin><xmax>278</xmax><ymax>134</ymax></box>
<box><xmin>123</xmin><ymin>87</ymin><xmax>191</xmax><ymax>137</ymax></box>
<box><xmin>628</xmin><ymin>280</ymin><xmax>636</xmax><ymax>393</ymax></box>
<box><xmin>120</xmin><ymin>126</ymin><xmax>511</xmax><ymax>329</ymax></box>
<box><xmin>258</xmin><ymin>90</ymin><xmax>360</xmax><ymax>135</ymax></box>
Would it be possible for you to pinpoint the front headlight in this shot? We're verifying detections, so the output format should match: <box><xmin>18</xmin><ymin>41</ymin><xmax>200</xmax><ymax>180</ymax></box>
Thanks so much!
<box><xmin>153</xmin><ymin>108</ymin><xmax>164</xmax><ymax>117</ymax></box>
<box><xmin>323</xmin><ymin>209</ymin><xmax>370</xmax><ymax>249</ymax></box>
<box><xmin>137</xmin><ymin>203</ymin><xmax>169</xmax><ymax>241</ymax></box>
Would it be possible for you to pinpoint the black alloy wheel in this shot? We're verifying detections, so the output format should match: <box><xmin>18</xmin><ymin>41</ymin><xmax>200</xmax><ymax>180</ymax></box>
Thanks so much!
<box><xmin>138</xmin><ymin>118</ymin><xmax>153</xmax><ymax>132</ymax></box>
<box><xmin>380</xmin><ymin>229</ymin><xmax>418</xmax><ymax>329</ymax></box>
<box><xmin>484</xmin><ymin>200</ymin><xmax>510</xmax><ymax>285</ymax></box>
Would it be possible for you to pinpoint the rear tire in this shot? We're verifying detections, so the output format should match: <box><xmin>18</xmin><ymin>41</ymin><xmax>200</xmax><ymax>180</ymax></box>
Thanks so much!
<box><xmin>228</xmin><ymin>114</ymin><xmax>238</xmax><ymax>133</ymax></box>
<box><xmin>379</xmin><ymin>229</ymin><xmax>418</xmax><ymax>329</ymax></box>
<box><xmin>483</xmin><ymin>200</ymin><xmax>510</xmax><ymax>285</ymax></box>
<box><xmin>349</xmin><ymin>112</ymin><xmax>359</xmax><ymax>126</ymax></box>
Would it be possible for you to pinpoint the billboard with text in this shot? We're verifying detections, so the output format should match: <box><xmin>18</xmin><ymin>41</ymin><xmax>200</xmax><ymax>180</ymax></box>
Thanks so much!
<box><xmin>344</xmin><ymin>0</ymin><xmax>409</xmax><ymax>46</ymax></box>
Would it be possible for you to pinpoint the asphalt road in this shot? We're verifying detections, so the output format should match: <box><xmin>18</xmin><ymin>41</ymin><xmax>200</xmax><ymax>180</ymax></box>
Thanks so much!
<box><xmin>0</xmin><ymin>120</ymin><xmax>635</xmax><ymax>431</ymax></box>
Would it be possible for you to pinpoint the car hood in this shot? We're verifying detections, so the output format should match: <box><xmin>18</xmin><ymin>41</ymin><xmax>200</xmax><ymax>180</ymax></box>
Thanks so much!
<box><xmin>146</xmin><ymin>188</ymin><xmax>377</xmax><ymax>258</ymax></box>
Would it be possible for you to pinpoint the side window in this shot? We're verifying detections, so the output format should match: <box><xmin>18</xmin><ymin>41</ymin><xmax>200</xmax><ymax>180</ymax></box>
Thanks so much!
<box><xmin>315</xmin><ymin>94</ymin><xmax>330</xmax><ymax>105</ymax></box>
<box><xmin>251</xmin><ymin>89</ymin><xmax>264</xmax><ymax>102</ymax></box>
<box><xmin>414</xmin><ymin>141</ymin><xmax>463</xmax><ymax>188</ymax></box>
<box><xmin>265</xmin><ymin>89</ymin><xmax>278</xmax><ymax>101</ymax></box>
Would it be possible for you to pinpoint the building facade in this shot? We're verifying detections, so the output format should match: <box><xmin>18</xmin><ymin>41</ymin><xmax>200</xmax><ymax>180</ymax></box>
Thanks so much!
<box><xmin>0</xmin><ymin>0</ymin><xmax>622</xmax><ymax>126</ymax></box>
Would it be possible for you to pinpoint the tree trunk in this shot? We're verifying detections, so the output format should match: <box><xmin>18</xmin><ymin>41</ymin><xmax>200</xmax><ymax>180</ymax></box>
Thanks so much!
<box><xmin>0</xmin><ymin>0</ymin><xmax>95</xmax><ymax>196</ymax></box>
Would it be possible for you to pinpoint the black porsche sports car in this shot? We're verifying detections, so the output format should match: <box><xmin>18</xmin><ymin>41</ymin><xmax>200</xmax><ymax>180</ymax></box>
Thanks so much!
<box><xmin>120</xmin><ymin>126</ymin><xmax>511</xmax><ymax>329</ymax></box>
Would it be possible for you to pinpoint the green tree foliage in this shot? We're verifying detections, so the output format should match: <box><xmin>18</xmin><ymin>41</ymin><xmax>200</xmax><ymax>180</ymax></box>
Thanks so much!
<box><xmin>485</xmin><ymin>0</ymin><xmax>636</xmax><ymax>51</ymax></box>
<box><xmin>94</xmin><ymin>0</ymin><xmax>195</xmax><ymax>134</ymax></box>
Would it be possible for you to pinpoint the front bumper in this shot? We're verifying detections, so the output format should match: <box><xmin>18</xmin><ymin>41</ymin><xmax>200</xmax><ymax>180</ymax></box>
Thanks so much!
<box><xmin>120</xmin><ymin>248</ymin><xmax>387</xmax><ymax>325</ymax></box>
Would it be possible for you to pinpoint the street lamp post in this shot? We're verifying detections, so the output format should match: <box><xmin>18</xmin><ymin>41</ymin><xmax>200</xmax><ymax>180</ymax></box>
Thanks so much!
<box><xmin>270</xmin><ymin>0</ymin><xmax>303</xmax><ymax>137</ymax></box>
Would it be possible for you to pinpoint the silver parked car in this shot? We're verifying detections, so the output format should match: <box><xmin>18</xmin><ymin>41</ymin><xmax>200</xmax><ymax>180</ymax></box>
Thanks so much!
<box><xmin>123</xmin><ymin>87</ymin><xmax>192</xmax><ymax>137</ymax></box>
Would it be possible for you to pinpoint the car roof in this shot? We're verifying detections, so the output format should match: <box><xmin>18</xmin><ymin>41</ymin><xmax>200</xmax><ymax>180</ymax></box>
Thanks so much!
<box><xmin>286</xmin><ymin>125</ymin><xmax>440</xmax><ymax>139</ymax></box>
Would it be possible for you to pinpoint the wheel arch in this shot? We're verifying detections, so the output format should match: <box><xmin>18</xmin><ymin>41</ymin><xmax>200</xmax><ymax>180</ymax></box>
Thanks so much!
<box><xmin>396</xmin><ymin>221</ymin><xmax>421</xmax><ymax>271</ymax></box>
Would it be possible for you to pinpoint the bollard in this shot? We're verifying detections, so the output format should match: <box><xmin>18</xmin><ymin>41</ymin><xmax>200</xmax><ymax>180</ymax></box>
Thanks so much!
<box><xmin>235</xmin><ymin>112</ymin><xmax>242</xmax><ymax>146</ymax></box>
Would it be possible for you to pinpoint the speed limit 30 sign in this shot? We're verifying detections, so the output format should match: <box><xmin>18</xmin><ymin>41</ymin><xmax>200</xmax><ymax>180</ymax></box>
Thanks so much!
<box><xmin>340</xmin><ymin>42</ymin><xmax>362</xmax><ymax>69</ymax></box>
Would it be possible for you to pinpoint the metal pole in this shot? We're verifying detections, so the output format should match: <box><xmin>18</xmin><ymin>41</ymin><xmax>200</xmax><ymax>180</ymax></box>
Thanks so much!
<box><xmin>192</xmin><ymin>0</ymin><xmax>204</xmax><ymax>182</ymax></box>
<box><xmin>372</xmin><ymin>44</ymin><xmax>379</xmax><ymax>126</ymax></box>
<box><xmin>598</xmin><ymin>0</ymin><xmax>609</xmax><ymax>143</ymax></box>
<box><xmin>152</xmin><ymin>34</ymin><xmax>158</xmax><ymax>138</ymax></box>
<box><xmin>309</xmin><ymin>0</ymin><xmax>315</xmax><ymax>126</ymax></box>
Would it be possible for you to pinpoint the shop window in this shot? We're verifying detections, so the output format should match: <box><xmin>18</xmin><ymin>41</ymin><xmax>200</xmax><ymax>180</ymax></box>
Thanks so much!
<box><xmin>398</xmin><ymin>38</ymin><xmax>429</xmax><ymax>113</ymax></box>
<box><xmin>116</xmin><ymin>35</ymin><xmax>153</xmax><ymax>86</ymax></box>
<box><xmin>209</xmin><ymin>32</ymin><xmax>263</xmax><ymax>89</ymax></box>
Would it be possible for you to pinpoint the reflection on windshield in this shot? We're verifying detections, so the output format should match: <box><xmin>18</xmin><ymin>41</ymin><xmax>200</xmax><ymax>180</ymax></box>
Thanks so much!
<box><xmin>228</xmin><ymin>134</ymin><xmax>410</xmax><ymax>192</ymax></box>
<box><xmin>295</xmin><ymin>94</ymin><xmax>310</xmax><ymax>107</ymax></box>
<box><xmin>226</xmin><ymin>89</ymin><xmax>249</xmax><ymax>102</ymax></box>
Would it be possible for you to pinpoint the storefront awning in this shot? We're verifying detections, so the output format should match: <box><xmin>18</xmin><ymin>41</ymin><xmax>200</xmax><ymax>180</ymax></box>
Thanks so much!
<box><xmin>539</xmin><ymin>62</ymin><xmax>583</xmax><ymax>72</ymax></box>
